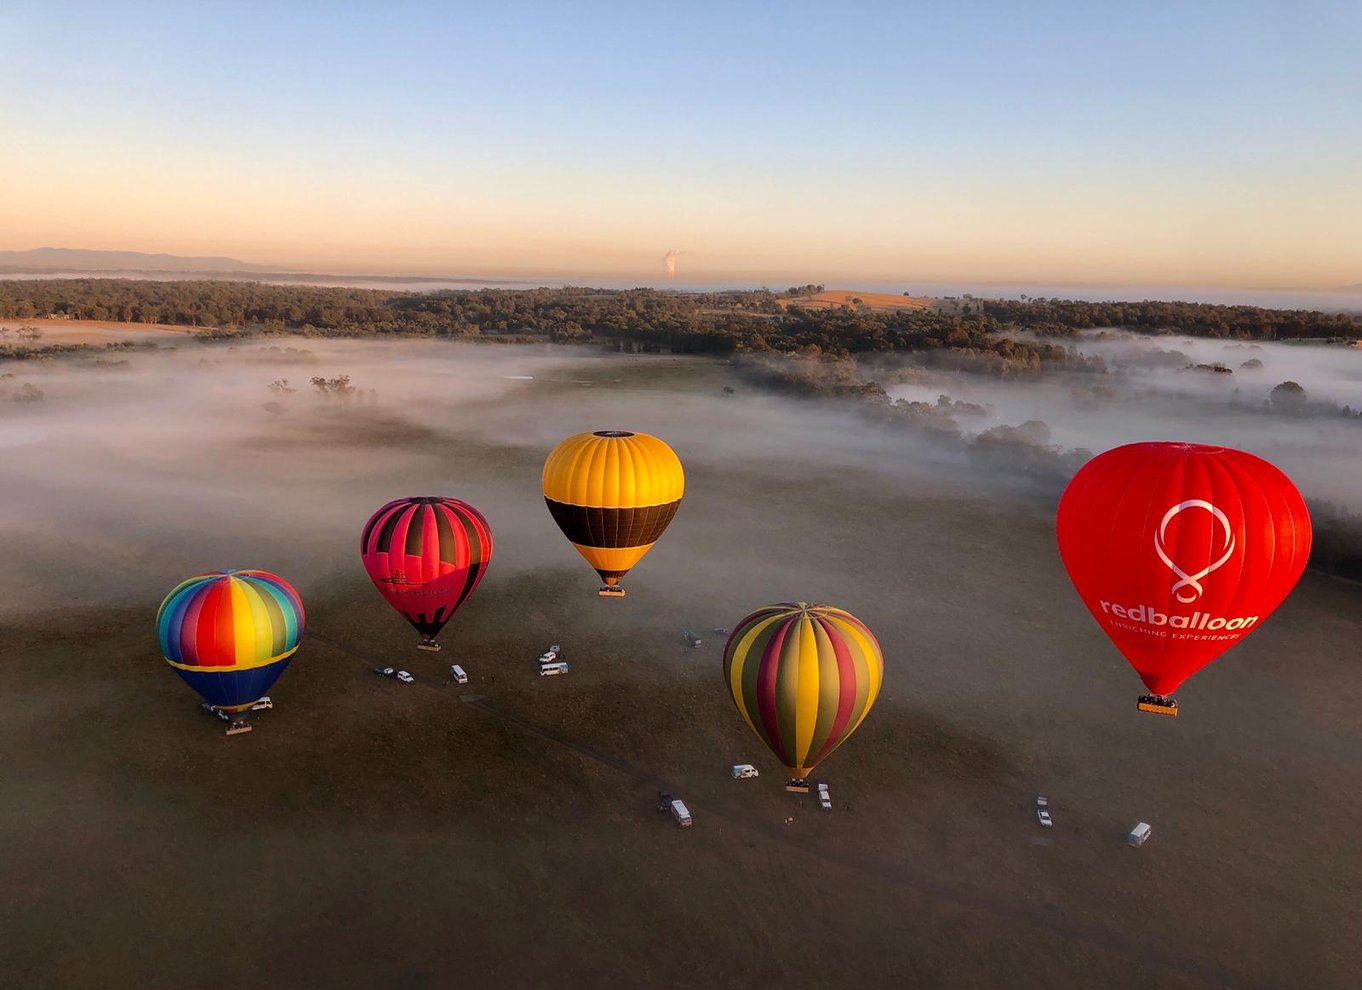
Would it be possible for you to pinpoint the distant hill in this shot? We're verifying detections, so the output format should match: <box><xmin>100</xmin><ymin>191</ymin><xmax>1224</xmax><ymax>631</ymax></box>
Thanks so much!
<box><xmin>776</xmin><ymin>289</ymin><xmax>934</xmax><ymax>312</ymax></box>
<box><xmin>0</xmin><ymin>247</ymin><xmax>275</xmax><ymax>273</ymax></box>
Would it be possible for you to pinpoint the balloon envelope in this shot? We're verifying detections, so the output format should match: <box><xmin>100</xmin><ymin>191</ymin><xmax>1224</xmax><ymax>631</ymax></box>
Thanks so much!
<box><xmin>1057</xmin><ymin>442</ymin><xmax>1311</xmax><ymax>696</ymax></box>
<box><xmin>360</xmin><ymin>497</ymin><xmax>493</xmax><ymax>640</ymax></box>
<box><xmin>722</xmin><ymin>602</ymin><xmax>884</xmax><ymax>779</ymax></box>
<box><xmin>542</xmin><ymin>431</ymin><xmax>684</xmax><ymax>588</ymax></box>
<box><xmin>157</xmin><ymin>569</ymin><xmax>305</xmax><ymax>711</ymax></box>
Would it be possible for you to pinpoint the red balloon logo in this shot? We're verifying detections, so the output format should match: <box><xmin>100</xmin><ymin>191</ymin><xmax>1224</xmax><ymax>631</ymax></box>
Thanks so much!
<box><xmin>1057</xmin><ymin>442</ymin><xmax>1311</xmax><ymax>708</ymax></box>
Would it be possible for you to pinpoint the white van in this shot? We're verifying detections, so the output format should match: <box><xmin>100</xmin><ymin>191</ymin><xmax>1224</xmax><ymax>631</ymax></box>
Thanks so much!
<box><xmin>539</xmin><ymin>661</ymin><xmax>569</xmax><ymax>676</ymax></box>
<box><xmin>1127</xmin><ymin>822</ymin><xmax>1152</xmax><ymax>846</ymax></box>
<box><xmin>730</xmin><ymin>764</ymin><xmax>759</xmax><ymax>779</ymax></box>
<box><xmin>669</xmin><ymin>798</ymin><xmax>693</xmax><ymax>828</ymax></box>
<box><xmin>450</xmin><ymin>665</ymin><xmax>468</xmax><ymax>684</ymax></box>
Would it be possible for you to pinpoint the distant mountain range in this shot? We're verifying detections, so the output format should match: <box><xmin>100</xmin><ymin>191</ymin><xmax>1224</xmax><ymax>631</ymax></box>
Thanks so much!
<box><xmin>0</xmin><ymin>248</ymin><xmax>280</xmax><ymax>273</ymax></box>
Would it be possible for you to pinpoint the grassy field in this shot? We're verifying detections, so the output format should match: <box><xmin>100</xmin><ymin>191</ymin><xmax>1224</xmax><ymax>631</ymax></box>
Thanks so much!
<box><xmin>1</xmin><ymin>346</ymin><xmax>1357</xmax><ymax>989</ymax></box>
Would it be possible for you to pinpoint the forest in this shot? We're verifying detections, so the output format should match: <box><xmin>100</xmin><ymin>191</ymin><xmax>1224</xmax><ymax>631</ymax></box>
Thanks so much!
<box><xmin>2</xmin><ymin>280</ymin><xmax>1360</xmax><ymax>362</ymax></box>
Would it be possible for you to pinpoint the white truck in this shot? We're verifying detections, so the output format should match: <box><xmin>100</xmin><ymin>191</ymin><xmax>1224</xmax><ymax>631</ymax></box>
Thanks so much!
<box><xmin>1127</xmin><ymin>822</ymin><xmax>1152</xmax><ymax>847</ymax></box>
<box><xmin>657</xmin><ymin>792</ymin><xmax>693</xmax><ymax>828</ymax></box>
<box><xmin>817</xmin><ymin>782</ymin><xmax>832</xmax><ymax>811</ymax></box>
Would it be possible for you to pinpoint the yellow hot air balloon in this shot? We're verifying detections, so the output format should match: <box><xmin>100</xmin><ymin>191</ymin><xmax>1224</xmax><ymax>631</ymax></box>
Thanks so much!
<box><xmin>722</xmin><ymin>603</ymin><xmax>884</xmax><ymax>787</ymax></box>
<box><xmin>542</xmin><ymin>430</ymin><xmax>684</xmax><ymax>597</ymax></box>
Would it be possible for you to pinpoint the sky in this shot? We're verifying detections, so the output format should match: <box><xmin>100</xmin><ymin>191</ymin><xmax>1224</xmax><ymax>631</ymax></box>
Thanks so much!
<box><xmin>1</xmin><ymin>1</ymin><xmax>1359</xmax><ymax>286</ymax></box>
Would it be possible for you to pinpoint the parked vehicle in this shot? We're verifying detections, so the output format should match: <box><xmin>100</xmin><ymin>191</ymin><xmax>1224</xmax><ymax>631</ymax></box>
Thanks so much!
<box><xmin>372</xmin><ymin>666</ymin><xmax>396</xmax><ymax>678</ymax></box>
<box><xmin>539</xmin><ymin>651</ymin><xmax>558</xmax><ymax>663</ymax></box>
<box><xmin>712</xmin><ymin>627</ymin><xmax>730</xmax><ymax>636</ymax></box>
<box><xmin>730</xmin><ymin>764</ymin><xmax>759</xmax><ymax>779</ymax></box>
<box><xmin>450</xmin><ymin>665</ymin><xmax>468</xmax><ymax>684</ymax></box>
<box><xmin>549</xmin><ymin>644</ymin><xmax>561</xmax><ymax>654</ymax></box>
<box><xmin>817</xmin><ymin>782</ymin><xmax>832</xmax><ymax>811</ymax></box>
<box><xmin>396</xmin><ymin>670</ymin><xmax>414</xmax><ymax>684</ymax></box>
<box><xmin>539</xmin><ymin>661</ymin><xmax>569</xmax><ymax>676</ymax></box>
<box><xmin>1035</xmin><ymin>795</ymin><xmax>1048</xmax><ymax>809</ymax></box>
<box><xmin>1127</xmin><ymin>822</ymin><xmax>1152</xmax><ymax>846</ymax></box>
<box><xmin>684</xmin><ymin>630</ymin><xmax>702</xmax><ymax>648</ymax></box>
<box><xmin>1037</xmin><ymin>809</ymin><xmax>1053</xmax><ymax>828</ymax></box>
<box><xmin>655</xmin><ymin>792</ymin><xmax>693</xmax><ymax>828</ymax></box>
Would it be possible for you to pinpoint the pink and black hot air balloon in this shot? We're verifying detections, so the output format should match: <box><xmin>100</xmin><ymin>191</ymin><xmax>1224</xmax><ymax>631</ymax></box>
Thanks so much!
<box><xmin>360</xmin><ymin>497</ymin><xmax>493</xmax><ymax>652</ymax></box>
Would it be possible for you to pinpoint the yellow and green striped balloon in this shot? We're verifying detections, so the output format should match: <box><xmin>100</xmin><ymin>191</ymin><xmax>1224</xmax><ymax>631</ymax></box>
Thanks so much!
<box><xmin>722</xmin><ymin>602</ymin><xmax>883</xmax><ymax>780</ymax></box>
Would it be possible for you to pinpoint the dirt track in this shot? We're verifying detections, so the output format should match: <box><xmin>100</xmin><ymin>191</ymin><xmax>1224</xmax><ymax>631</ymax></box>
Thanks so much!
<box><xmin>1</xmin><ymin>348</ymin><xmax>1358</xmax><ymax>989</ymax></box>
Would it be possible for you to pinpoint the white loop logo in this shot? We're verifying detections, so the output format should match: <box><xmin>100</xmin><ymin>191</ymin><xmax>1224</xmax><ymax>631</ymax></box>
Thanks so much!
<box><xmin>1154</xmin><ymin>500</ymin><xmax>1236</xmax><ymax>603</ymax></box>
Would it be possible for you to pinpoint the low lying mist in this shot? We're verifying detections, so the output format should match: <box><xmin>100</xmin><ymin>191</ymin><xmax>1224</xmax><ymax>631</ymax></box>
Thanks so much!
<box><xmin>0</xmin><ymin>340</ymin><xmax>985</xmax><ymax>620</ymax></box>
<box><xmin>878</xmin><ymin>330</ymin><xmax>1362</xmax><ymax>507</ymax></box>
<box><xmin>2</xmin><ymin>332</ymin><xmax>1359</xmax><ymax>622</ymax></box>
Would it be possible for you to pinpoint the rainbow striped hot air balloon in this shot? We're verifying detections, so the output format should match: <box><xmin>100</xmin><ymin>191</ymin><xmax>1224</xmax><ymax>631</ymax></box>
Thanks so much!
<box><xmin>157</xmin><ymin>570</ymin><xmax>304</xmax><ymax>732</ymax></box>
<box><xmin>722</xmin><ymin>602</ymin><xmax>884</xmax><ymax>785</ymax></box>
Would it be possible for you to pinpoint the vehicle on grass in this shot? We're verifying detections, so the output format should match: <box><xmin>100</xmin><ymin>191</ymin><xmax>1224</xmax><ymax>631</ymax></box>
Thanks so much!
<box><xmin>817</xmin><ymin>783</ymin><xmax>832</xmax><ymax>810</ymax></box>
<box><xmin>656</xmin><ymin>792</ymin><xmax>692</xmax><ymax>828</ymax></box>
<box><xmin>396</xmin><ymin>670</ymin><xmax>414</xmax><ymax>684</ymax></box>
<box><xmin>1128</xmin><ymin>822</ymin><xmax>1152</xmax><ymax>846</ymax></box>
<box><xmin>1038</xmin><ymin>809</ymin><xmax>1053</xmax><ymax>828</ymax></box>
<box><xmin>539</xmin><ymin>661</ymin><xmax>569</xmax><ymax>676</ymax></box>
<box><xmin>450</xmin><ymin>665</ymin><xmax>468</xmax><ymax>684</ymax></box>
<box><xmin>373</xmin><ymin>666</ymin><xmax>396</xmax><ymax>678</ymax></box>
<box><xmin>1036</xmin><ymin>795</ymin><xmax>1048</xmax><ymax>809</ymax></box>
<box><xmin>730</xmin><ymin>764</ymin><xmax>758</xmax><ymax>779</ymax></box>
<box><xmin>712</xmin><ymin>628</ymin><xmax>730</xmax><ymax>636</ymax></box>
<box><xmin>684</xmin><ymin>630</ymin><xmax>702</xmax><ymax>647</ymax></box>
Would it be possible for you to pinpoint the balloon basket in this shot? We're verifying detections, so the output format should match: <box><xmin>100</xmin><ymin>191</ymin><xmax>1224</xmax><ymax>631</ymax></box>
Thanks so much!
<box><xmin>598</xmin><ymin>586</ymin><xmax>626</xmax><ymax>598</ymax></box>
<box><xmin>417</xmin><ymin>639</ymin><xmax>442</xmax><ymax>652</ymax></box>
<box><xmin>224</xmin><ymin>721</ymin><xmax>254</xmax><ymax>736</ymax></box>
<box><xmin>785</xmin><ymin>778</ymin><xmax>811</xmax><ymax>793</ymax></box>
<box><xmin>1137</xmin><ymin>695</ymin><xmax>1179</xmax><ymax>717</ymax></box>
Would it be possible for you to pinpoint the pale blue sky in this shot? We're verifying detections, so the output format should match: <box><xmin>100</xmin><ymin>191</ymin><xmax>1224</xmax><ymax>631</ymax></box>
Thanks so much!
<box><xmin>2</xmin><ymin>1</ymin><xmax>1359</xmax><ymax>283</ymax></box>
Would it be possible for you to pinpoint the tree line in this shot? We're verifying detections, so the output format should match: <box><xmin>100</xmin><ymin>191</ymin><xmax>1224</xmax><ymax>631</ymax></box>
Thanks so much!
<box><xmin>3</xmin><ymin>280</ymin><xmax>1359</xmax><ymax>361</ymax></box>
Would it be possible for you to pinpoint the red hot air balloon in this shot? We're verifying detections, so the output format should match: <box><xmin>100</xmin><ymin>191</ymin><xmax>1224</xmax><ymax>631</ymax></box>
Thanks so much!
<box><xmin>1057</xmin><ymin>442</ymin><xmax>1311</xmax><ymax>715</ymax></box>
<box><xmin>361</xmin><ymin>498</ymin><xmax>493</xmax><ymax>652</ymax></box>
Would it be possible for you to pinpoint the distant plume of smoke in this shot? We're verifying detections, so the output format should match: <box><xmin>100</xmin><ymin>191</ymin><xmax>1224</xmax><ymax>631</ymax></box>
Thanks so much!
<box><xmin>662</xmin><ymin>250</ymin><xmax>683</xmax><ymax>278</ymax></box>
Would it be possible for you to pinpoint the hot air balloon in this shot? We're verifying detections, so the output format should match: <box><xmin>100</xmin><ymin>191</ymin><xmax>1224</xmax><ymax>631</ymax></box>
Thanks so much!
<box><xmin>1057</xmin><ymin>442</ymin><xmax>1311</xmax><ymax>716</ymax></box>
<box><xmin>542</xmin><ymin>430</ymin><xmax>684</xmax><ymax>597</ymax></box>
<box><xmin>361</xmin><ymin>497</ymin><xmax>493</xmax><ymax>651</ymax></box>
<box><xmin>157</xmin><ymin>569</ymin><xmax>305</xmax><ymax>735</ymax></box>
<box><xmin>722</xmin><ymin>602</ymin><xmax>884</xmax><ymax>789</ymax></box>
